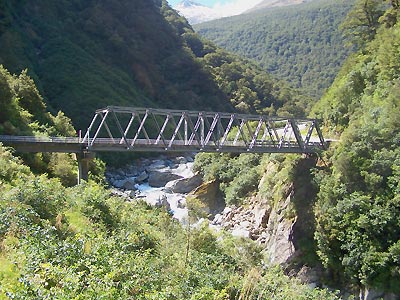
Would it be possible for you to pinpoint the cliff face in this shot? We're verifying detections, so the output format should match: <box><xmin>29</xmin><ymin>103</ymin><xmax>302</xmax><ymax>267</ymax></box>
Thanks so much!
<box><xmin>212</xmin><ymin>155</ymin><xmax>319</xmax><ymax>266</ymax></box>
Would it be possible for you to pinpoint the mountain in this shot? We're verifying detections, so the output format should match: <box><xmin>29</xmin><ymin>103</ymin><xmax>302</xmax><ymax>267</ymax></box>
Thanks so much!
<box><xmin>194</xmin><ymin>0</ymin><xmax>356</xmax><ymax>99</ymax></box>
<box><xmin>0</xmin><ymin>0</ymin><xmax>308</xmax><ymax>130</ymax></box>
<box><xmin>174</xmin><ymin>0</ymin><xmax>219</xmax><ymax>24</ymax></box>
<box><xmin>245</xmin><ymin>0</ymin><xmax>314</xmax><ymax>13</ymax></box>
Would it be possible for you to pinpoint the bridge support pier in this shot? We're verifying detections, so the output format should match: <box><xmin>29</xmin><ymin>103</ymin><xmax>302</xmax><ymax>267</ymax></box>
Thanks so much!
<box><xmin>77</xmin><ymin>152</ymin><xmax>95</xmax><ymax>184</ymax></box>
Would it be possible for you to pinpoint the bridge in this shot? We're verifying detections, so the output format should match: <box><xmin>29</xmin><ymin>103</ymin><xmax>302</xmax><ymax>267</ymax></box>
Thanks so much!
<box><xmin>0</xmin><ymin>106</ymin><xmax>326</xmax><ymax>182</ymax></box>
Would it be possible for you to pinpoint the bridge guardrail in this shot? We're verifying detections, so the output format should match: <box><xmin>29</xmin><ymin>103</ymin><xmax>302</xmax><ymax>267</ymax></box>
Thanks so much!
<box><xmin>0</xmin><ymin>135</ymin><xmax>80</xmax><ymax>143</ymax></box>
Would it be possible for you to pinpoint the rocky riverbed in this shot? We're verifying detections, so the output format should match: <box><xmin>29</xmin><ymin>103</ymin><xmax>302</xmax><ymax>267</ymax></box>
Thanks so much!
<box><xmin>105</xmin><ymin>154</ymin><xmax>202</xmax><ymax>223</ymax></box>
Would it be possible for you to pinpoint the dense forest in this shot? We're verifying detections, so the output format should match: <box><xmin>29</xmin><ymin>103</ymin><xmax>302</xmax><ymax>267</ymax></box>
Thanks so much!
<box><xmin>311</xmin><ymin>0</ymin><xmax>400</xmax><ymax>295</ymax></box>
<box><xmin>0</xmin><ymin>0</ymin><xmax>308</xmax><ymax>131</ymax></box>
<box><xmin>195</xmin><ymin>0</ymin><xmax>355</xmax><ymax>99</ymax></box>
<box><xmin>1</xmin><ymin>0</ymin><xmax>400</xmax><ymax>298</ymax></box>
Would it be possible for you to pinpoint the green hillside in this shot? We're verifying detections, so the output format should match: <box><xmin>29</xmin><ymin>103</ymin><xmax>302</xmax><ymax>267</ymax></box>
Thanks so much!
<box><xmin>194</xmin><ymin>0</ymin><xmax>355</xmax><ymax>99</ymax></box>
<box><xmin>0</xmin><ymin>0</ymin><xmax>308</xmax><ymax>131</ymax></box>
<box><xmin>311</xmin><ymin>0</ymin><xmax>400</xmax><ymax>294</ymax></box>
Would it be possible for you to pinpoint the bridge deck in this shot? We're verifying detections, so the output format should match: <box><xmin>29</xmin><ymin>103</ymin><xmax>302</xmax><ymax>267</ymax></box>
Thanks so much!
<box><xmin>0</xmin><ymin>136</ymin><xmax>323</xmax><ymax>154</ymax></box>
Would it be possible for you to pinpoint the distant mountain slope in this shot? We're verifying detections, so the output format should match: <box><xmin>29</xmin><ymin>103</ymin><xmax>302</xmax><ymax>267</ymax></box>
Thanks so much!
<box><xmin>195</xmin><ymin>0</ymin><xmax>355</xmax><ymax>99</ymax></box>
<box><xmin>174</xmin><ymin>0</ymin><xmax>219</xmax><ymax>24</ymax></box>
<box><xmin>245</xmin><ymin>0</ymin><xmax>313</xmax><ymax>13</ymax></box>
<box><xmin>0</xmin><ymin>0</ymin><xmax>309</xmax><ymax>129</ymax></box>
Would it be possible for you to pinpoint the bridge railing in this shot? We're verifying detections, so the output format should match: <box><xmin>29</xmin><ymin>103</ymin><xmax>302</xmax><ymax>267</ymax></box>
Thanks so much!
<box><xmin>0</xmin><ymin>135</ymin><xmax>81</xmax><ymax>144</ymax></box>
<box><xmin>0</xmin><ymin>135</ymin><xmax>80</xmax><ymax>143</ymax></box>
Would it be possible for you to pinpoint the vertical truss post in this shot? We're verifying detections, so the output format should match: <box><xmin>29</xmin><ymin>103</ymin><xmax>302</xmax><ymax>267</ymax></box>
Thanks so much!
<box><xmin>184</xmin><ymin>114</ymin><xmax>188</xmax><ymax>145</ymax></box>
<box><xmin>82</xmin><ymin>113</ymin><xmax>99</xmax><ymax>145</ymax></box>
<box><xmin>200</xmin><ymin>114</ymin><xmax>205</xmax><ymax>147</ymax></box>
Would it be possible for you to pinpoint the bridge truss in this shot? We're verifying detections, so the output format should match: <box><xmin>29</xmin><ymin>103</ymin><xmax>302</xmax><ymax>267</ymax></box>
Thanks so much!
<box><xmin>81</xmin><ymin>106</ymin><xmax>325</xmax><ymax>154</ymax></box>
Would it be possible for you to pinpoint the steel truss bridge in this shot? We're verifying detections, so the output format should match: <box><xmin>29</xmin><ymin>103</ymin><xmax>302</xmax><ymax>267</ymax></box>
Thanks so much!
<box><xmin>0</xmin><ymin>106</ymin><xmax>327</xmax><ymax>154</ymax></box>
<box><xmin>0</xmin><ymin>106</ymin><xmax>326</xmax><ymax>182</ymax></box>
<box><xmin>81</xmin><ymin>106</ymin><xmax>326</xmax><ymax>153</ymax></box>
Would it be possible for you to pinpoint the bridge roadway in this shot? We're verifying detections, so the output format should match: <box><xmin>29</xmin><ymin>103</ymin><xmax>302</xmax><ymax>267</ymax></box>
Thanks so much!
<box><xmin>0</xmin><ymin>135</ymin><xmax>324</xmax><ymax>154</ymax></box>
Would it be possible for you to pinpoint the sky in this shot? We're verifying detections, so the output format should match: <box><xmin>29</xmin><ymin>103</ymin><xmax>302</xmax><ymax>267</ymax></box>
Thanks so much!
<box><xmin>167</xmin><ymin>0</ymin><xmax>264</xmax><ymax>15</ymax></box>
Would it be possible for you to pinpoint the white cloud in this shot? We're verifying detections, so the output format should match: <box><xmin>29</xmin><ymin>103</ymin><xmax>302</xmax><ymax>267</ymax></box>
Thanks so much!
<box><xmin>212</xmin><ymin>0</ymin><xmax>264</xmax><ymax>17</ymax></box>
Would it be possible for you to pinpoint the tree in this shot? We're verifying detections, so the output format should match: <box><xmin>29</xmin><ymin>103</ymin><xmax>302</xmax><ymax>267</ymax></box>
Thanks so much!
<box><xmin>341</xmin><ymin>0</ymin><xmax>386</xmax><ymax>48</ymax></box>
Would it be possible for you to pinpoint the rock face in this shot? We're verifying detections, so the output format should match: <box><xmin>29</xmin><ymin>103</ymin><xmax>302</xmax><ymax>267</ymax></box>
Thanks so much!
<box><xmin>212</xmin><ymin>192</ymin><xmax>296</xmax><ymax>264</ymax></box>
<box><xmin>211</xmin><ymin>159</ymin><xmax>312</xmax><ymax>265</ymax></box>
<box><xmin>189</xmin><ymin>180</ymin><xmax>225</xmax><ymax>217</ymax></box>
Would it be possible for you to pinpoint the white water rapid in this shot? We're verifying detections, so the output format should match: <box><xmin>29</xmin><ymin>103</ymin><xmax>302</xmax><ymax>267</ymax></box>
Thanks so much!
<box><xmin>106</xmin><ymin>155</ymin><xmax>199</xmax><ymax>223</ymax></box>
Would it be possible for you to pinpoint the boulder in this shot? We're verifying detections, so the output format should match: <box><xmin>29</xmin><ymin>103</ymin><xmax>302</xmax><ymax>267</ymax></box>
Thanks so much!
<box><xmin>155</xmin><ymin>194</ymin><xmax>171</xmax><ymax>211</ymax></box>
<box><xmin>166</xmin><ymin>174</ymin><xmax>203</xmax><ymax>194</ymax></box>
<box><xmin>175</xmin><ymin>156</ymin><xmax>187</xmax><ymax>164</ymax></box>
<box><xmin>253</xmin><ymin>205</ymin><xmax>270</xmax><ymax>228</ymax></box>
<box><xmin>112</xmin><ymin>179</ymin><xmax>125</xmax><ymax>189</ymax></box>
<box><xmin>177</xmin><ymin>199</ymin><xmax>186</xmax><ymax>209</ymax></box>
<box><xmin>146</xmin><ymin>160</ymin><xmax>166</xmax><ymax>171</ymax></box>
<box><xmin>122</xmin><ymin>178</ymin><xmax>137</xmax><ymax>190</ymax></box>
<box><xmin>135</xmin><ymin>171</ymin><xmax>148</xmax><ymax>183</ymax></box>
<box><xmin>148</xmin><ymin>171</ymin><xmax>183</xmax><ymax>188</ymax></box>
<box><xmin>185</xmin><ymin>156</ymin><xmax>194</xmax><ymax>163</ymax></box>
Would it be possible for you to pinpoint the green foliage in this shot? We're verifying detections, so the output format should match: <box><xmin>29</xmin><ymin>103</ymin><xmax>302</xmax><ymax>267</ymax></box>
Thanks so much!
<box><xmin>0</xmin><ymin>146</ymin><xmax>340</xmax><ymax>299</ymax></box>
<box><xmin>0</xmin><ymin>66</ymin><xmax>107</xmax><ymax>186</ymax></box>
<box><xmin>5</xmin><ymin>175</ymin><xmax>67</xmax><ymax>220</ymax></box>
<box><xmin>193</xmin><ymin>153</ymin><xmax>262</xmax><ymax>205</ymax></box>
<box><xmin>0</xmin><ymin>144</ymin><xmax>31</xmax><ymax>184</ymax></box>
<box><xmin>341</xmin><ymin>0</ymin><xmax>387</xmax><ymax>49</ymax></box>
<box><xmin>313</xmin><ymin>5</ymin><xmax>400</xmax><ymax>293</ymax></box>
<box><xmin>195</xmin><ymin>0</ymin><xmax>355</xmax><ymax>100</ymax></box>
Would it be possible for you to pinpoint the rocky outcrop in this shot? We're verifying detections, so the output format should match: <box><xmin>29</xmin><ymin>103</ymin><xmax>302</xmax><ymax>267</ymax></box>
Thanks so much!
<box><xmin>188</xmin><ymin>180</ymin><xmax>225</xmax><ymax>217</ymax></box>
<box><xmin>166</xmin><ymin>174</ymin><xmax>203</xmax><ymax>194</ymax></box>
<box><xmin>212</xmin><ymin>191</ymin><xmax>296</xmax><ymax>264</ymax></box>
<box><xmin>148</xmin><ymin>171</ymin><xmax>183</xmax><ymax>188</ymax></box>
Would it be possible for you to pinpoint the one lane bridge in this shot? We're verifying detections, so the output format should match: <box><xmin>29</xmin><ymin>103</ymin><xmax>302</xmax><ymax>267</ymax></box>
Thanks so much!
<box><xmin>0</xmin><ymin>106</ymin><xmax>327</xmax><ymax>182</ymax></box>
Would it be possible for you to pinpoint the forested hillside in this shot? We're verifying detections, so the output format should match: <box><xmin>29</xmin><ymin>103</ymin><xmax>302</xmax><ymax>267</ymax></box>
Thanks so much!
<box><xmin>195</xmin><ymin>0</ymin><xmax>355</xmax><ymax>99</ymax></box>
<box><xmin>0</xmin><ymin>0</ymin><xmax>307</xmax><ymax>130</ymax></box>
<box><xmin>310</xmin><ymin>0</ymin><xmax>400</xmax><ymax>296</ymax></box>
